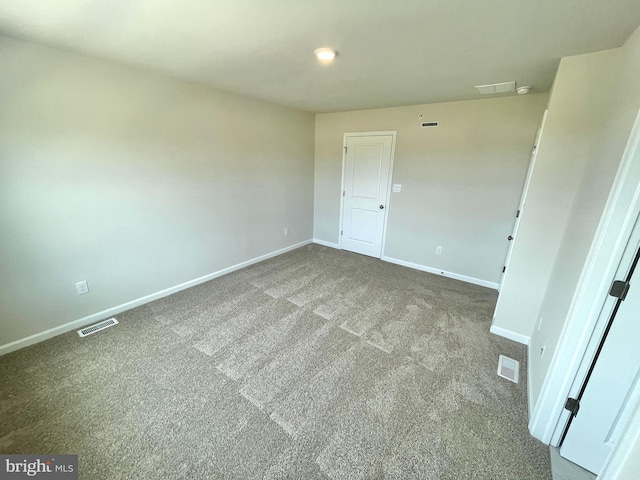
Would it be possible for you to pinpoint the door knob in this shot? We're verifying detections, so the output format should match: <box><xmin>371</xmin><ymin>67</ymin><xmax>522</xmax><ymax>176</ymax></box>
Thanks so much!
<box><xmin>508</xmin><ymin>235</ymin><xmax>514</xmax><ymax>241</ymax></box>
<box><xmin>379</xmin><ymin>205</ymin><xmax>385</xmax><ymax>209</ymax></box>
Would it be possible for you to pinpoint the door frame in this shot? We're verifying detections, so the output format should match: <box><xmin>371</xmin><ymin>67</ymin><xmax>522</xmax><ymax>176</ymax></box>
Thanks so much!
<box><xmin>528</xmin><ymin>108</ymin><xmax>640</xmax><ymax>473</ymax></box>
<box><xmin>339</xmin><ymin>131</ymin><xmax>397</xmax><ymax>258</ymax></box>
<box><xmin>559</xmin><ymin>219</ymin><xmax>640</xmax><ymax>472</ymax></box>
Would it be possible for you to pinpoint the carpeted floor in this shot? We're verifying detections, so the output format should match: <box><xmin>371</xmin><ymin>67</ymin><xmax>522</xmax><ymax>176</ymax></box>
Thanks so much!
<box><xmin>0</xmin><ymin>244</ymin><xmax>551</xmax><ymax>479</ymax></box>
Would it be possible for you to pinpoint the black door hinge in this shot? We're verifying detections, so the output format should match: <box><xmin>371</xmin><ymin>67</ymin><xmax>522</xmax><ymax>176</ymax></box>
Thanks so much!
<box><xmin>516</xmin><ymin>209</ymin><xmax>520</xmax><ymax>218</ymax></box>
<box><xmin>564</xmin><ymin>397</ymin><xmax>580</xmax><ymax>417</ymax></box>
<box><xmin>609</xmin><ymin>280</ymin><xmax>631</xmax><ymax>300</ymax></box>
<box><xmin>502</xmin><ymin>266</ymin><xmax>506</xmax><ymax>273</ymax></box>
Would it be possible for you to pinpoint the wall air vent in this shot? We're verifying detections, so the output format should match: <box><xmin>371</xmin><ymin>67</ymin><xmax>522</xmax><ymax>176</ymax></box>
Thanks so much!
<box><xmin>78</xmin><ymin>317</ymin><xmax>118</xmax><ymax>337</ymax></box>
<box><xmin>421</xmin><ymin>122</ymin><xmax>439</xmax><ymax>128</ymax></box>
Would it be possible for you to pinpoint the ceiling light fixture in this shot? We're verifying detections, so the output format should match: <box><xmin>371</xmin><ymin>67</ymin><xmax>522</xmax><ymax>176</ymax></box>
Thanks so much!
<box><xmin>314</xmin><ymin>47</ymin><xmax>338</xmax><ymax>63</ymax></box>
<box><xmin>516</xmin><ymin>86</ymin><xmax>533</xmax><ymax>95</ymax></box>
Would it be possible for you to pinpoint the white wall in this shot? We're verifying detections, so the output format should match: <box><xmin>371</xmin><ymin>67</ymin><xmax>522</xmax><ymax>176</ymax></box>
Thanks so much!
<box><xmin>314</xmin><ymin>95</ymin><xmax>548</xmax><ymax>286</ymax></box>
<box><xmin>529</xmin><ymin>26</ymin><xmax>640</xmax><ymax>409</ymax></box>
<box><xmin>492</xmin><ymin>48</ymin><xmax>623</xmax><ymax>341</ymax></box>
<box><xmin>0</xmin><ymin>35</ymin><xmax>315</xmax><ymax>350</ymax></box>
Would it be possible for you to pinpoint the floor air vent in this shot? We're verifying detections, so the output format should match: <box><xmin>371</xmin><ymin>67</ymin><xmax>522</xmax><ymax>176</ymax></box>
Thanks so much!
<box><xmin>78</xmin><ymin>317</ymin><xmax>118</xmax><ymax>337</ymax></box>
<box><xmin>497</xmin><ymin>355</ymin><xmax>519</xmax><ymax>383</ymax></box>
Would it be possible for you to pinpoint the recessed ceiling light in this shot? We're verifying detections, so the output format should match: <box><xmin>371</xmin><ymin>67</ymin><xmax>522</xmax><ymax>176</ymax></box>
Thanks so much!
<box><xmin>314</xmin><ymin>47</ymin><xmax>338</xmax><ymax>63</ymax></box>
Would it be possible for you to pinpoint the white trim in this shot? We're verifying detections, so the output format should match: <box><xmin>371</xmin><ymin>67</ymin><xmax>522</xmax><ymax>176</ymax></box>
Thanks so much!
<box><xmin>342</xmin><ymin>131</ymin><xmax>400</xmax><ymax>137</ymax></box>
<box><xmin>379</xmin><ymin>133</ymin><xmax>397</xmax><ymax>258</ymax></box>
<box><xmin>0</xmin><ymin>239</ymin><xmax>313</xmax><ymax>356</ymax></box>
<box><xmin>339</xmin><ymin>138</ymin><xmax>347</xmax><ymax>249</ymax></box>
<box><xmin>529</xmin><ymin>108</ymin><xmax>640</xmax><ymax>446</ymax></box>
<box><xmin>381</xmin><ymin>255</ymin><xmax>500</xmax><ymax>290</ymax></box>
<box><xmin>527</xmin><ymin>344</ymin><xmax>534</xmax><ymax>418</ymax></box>
<box><xmin>490</xmin><ymin>325</ymin><xmax>531</xmax><ymax>346</ymax></box>
<box><xmin>340</xmin><ymin>131</ymin><xmax>397</xmax><ymax>257</ymax></box>
<box><xmin>312</xmin><ymin>238</ymin><xmax>340</xmax><ymax>249</ymax></box>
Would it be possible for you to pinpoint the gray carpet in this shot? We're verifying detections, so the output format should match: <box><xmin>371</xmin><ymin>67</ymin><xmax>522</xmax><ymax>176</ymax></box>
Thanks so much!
<box><xmin>0</xmin><ymin>244</ymin><xmax>551</xmax><ymax>479</ymax></box>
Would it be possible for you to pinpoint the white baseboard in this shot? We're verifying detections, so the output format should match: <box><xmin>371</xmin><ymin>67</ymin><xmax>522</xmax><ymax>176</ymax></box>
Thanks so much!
<box><xmin>0</xmin><ymin>239</ymin><xmax>313</xmax><ymax>356</ymax></box>
<box><xmin>527</xmin><ymin>342</ymin><xmax>534</xmax><ymax>419</ymax></box>
<box><xmin>489</xmin><ymin>325</ymin><xmax>530</xmax><ymax>345</ymax></box>
<box><xmin>312</xmin><ymin>238</ymin><xmax>340</xmax><ymax>249</ymax></box>
<box><xmin>381</xmin><ymin>255</ymin><xmax>500</xmax><ymax>290</ymax></box>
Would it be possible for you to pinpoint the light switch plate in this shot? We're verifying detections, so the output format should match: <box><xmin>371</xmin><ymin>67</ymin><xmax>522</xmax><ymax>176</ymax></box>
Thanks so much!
<box><xmin>393</xmin><ymin>184</ymin><xmax>402</xmax><ymax>193</ymax></box>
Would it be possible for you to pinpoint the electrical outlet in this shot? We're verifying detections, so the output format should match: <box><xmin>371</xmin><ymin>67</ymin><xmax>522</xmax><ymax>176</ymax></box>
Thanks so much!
<box><xmin>436</xmin><ymin>246</ymin><xmax>443</xmax><ymax>255</ymax></box>
<box><xmin>76</xmin><ymin>280</ymin><xmax>89</xmax><ymax>295</ymax></box>
<box><xmin>284</xmin><ymin>227</ymin><xmax>289</xmax><ymax>236</ymax></box>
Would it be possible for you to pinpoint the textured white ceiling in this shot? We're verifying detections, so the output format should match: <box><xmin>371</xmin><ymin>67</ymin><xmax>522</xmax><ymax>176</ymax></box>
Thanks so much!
<box><xmin>1</xmin><ymin>0</ymin><xmax>639</xmax><ymax>113</ymax></box>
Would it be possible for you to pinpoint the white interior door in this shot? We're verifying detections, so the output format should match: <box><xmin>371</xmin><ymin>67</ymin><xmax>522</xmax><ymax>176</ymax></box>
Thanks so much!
<box><xmin>498</xmin><ymin>109</ymin><xmax>548</xmax><ymax>291</ymax></box>
<box><xmin>560</xmin><ymin>217</ymin><xmax>640</xmax><ymax>475</ymax></box>
<box><xmin>340</xmin><ymin>133</ymin><xmax>394</xmax><ymax>258</ymax></box>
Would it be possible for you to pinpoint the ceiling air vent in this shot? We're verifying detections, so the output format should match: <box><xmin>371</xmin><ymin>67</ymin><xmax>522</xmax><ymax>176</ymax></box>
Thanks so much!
<box><xmin>421</xmin><ymin>122</ymin><xmax>439</xmax><ymax>128</ymax></box>
<box><xmin>475</xmin><ymin>81</ymin><xmax>515</xmax><ymax>95</ymax></box>
<box><xmin>78</xmin><ymin>317</ymin><xmax>118</xmax><ymax>337</ymax></box>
